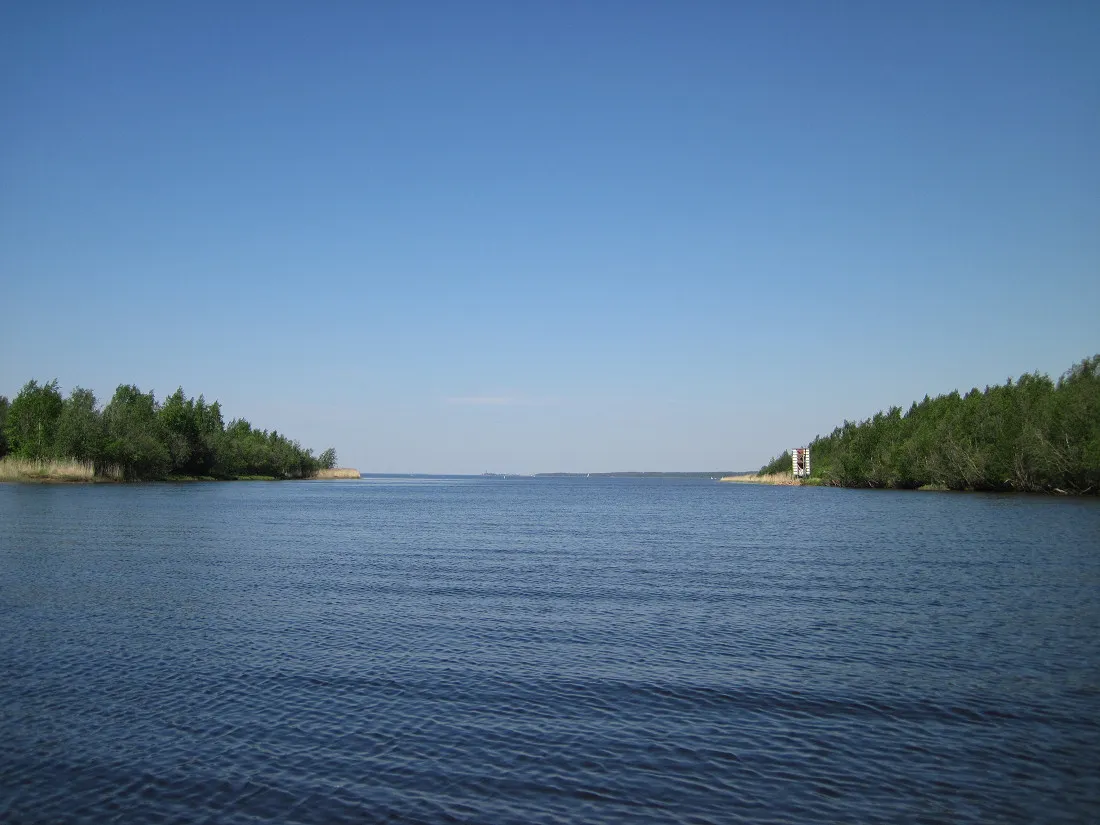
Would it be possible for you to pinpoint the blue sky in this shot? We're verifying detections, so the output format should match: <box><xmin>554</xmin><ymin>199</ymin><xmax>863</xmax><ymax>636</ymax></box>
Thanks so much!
<box><xmin>2</xmin><ymin>1</ymin><xmax>1097</xmax><ymax>473</ymax></box>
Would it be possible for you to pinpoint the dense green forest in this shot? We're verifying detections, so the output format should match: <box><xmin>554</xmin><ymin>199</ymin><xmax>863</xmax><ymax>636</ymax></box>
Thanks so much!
<box><xmin>760</xmin><ymin>355</ymin><xmax>1100</xmax><ymax>494</ymax></box>
<box><xmin>0</xmin><ymin>380</ymin><xmax>337</xmax><ymax>481</ymax></box>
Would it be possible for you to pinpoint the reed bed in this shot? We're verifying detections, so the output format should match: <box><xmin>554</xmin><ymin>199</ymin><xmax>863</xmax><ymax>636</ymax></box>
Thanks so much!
<box><xmin>310</xmin><ymin>468</ymin><xmax>361</xmax><ymax>479</ymax></box>
<box><xmin>0</xmin><ymin>458</ymin><xmax>123</xmax><ymax>482</ymax></box>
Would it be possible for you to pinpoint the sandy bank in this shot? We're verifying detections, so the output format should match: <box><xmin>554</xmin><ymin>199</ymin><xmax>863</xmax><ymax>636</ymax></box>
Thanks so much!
<box><xmin>719</xmin><ymin>472</ymin><xmax>802</xmax><ymax>486</ymax></box>
<box><xmin>311</xmin><ymin>468</ymin><xmax>361</xmax><ymax>479</ymax></box>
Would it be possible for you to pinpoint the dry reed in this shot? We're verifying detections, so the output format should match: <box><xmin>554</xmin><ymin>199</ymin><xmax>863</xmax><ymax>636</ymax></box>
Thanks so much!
<box><xmin>310</xmin><ymin>468</ymin><xmax>361</xmax><ymax>479</ymax></box>
<box><xmin>0</xmin><ymin>457</ymin><xmax>123</xmax><ymax>483</ymax></box>
<box><xmin>719</xmin><ymin>472</ymin><xmax>801</xmax><ymax>486</ymax></box>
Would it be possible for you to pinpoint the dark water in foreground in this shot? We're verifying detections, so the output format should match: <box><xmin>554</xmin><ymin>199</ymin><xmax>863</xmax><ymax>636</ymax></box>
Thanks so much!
<box><xmin>1</xmin><ymin>478</ymin><xmax>1098</xmax><ymax>824</ymax></box>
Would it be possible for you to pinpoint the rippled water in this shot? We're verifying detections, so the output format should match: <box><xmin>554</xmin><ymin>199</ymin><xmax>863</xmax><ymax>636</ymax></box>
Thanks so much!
<box><xmin>1</xmin><ymin>478</ymin><xmax>1098</xmax><ymax>823</ymax></box>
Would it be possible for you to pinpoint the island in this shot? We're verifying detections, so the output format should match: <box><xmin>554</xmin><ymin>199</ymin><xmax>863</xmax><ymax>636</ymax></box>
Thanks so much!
<box><xmin>0</xmin><ymin>379</ymin><xmax>340</xmax><ymax>483</ymax></box>
<box><xmin>744</xmin><ymin>355</ymin><xmax>1098</xmax><ymax>495</ymax></box>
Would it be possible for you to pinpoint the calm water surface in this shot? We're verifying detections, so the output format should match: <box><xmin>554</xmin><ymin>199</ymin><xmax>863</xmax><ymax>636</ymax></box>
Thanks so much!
<box><xmin>1</xmin><ymin>478</ymin><xmax>1098</xmax><ymax>823</ymax></box>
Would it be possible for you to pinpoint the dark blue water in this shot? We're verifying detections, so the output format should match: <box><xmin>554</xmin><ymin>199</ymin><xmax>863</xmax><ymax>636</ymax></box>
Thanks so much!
<box><xmin>2</xmin><ymin>478</ymin><xmax>1098</xmax><ymax>824</ymax></box>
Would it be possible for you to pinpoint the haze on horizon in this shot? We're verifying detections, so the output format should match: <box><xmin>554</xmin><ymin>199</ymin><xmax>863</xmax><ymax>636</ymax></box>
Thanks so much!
<box><xmin>2</xmin><ymin>3</ymin><xmax>1097</xmax><ymax>475</ymax></box>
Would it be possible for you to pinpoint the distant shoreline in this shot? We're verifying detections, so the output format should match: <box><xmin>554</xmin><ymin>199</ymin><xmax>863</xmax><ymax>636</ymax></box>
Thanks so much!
<box><xmin>535</xmin><ymin>471</ymin><xmax>739</xmax><ymax>479</ymax></box>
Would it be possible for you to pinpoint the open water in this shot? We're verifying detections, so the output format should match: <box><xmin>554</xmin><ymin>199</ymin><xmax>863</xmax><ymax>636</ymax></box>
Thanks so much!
<box><xmin>1</xmin><ymin>478</ymin><xmax>1098</xmax><ymax>824</ymax></box>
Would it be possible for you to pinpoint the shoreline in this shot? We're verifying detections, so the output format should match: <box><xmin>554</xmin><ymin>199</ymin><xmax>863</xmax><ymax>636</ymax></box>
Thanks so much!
<box><xmin>719</xmin><ymin>472</ymin><xmax>803</xmax><ymax>486</ymax></box>
<box><xmin>718</xmin><ymin>474</ymin><xmax>1092</xmax><ymax>496</ymax></box>
<box><xmin>0</xmin><ymin>457</ymin><xmax>361</xmax><ymax>484</ymax></box>
<box><xmin>0</xmin><ymin>458</ymin><xmax>114</xmax><ymax>484</ymax></box>
<box><xmin>308</xmin><ymin>468</ymin><xmax>361</xmax><ymax>479</ymax></box>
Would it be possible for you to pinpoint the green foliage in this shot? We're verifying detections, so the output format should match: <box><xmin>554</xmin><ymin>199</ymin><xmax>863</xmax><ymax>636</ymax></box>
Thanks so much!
<box><xmin>759</xmin><ymin>450</ymin><xmax>791</xmax><ymax>475</ymax></box>
<box><xmin>56</xmin><ymin>388</ymin><xmax>104</xmax><ymax>465</ymax></box>
<box><xmin>780</xmin><ymin>355</ymin><xmax>1099</xmax><ymax>494</ymax></box>
<box><xmin>1</xmin><ymin>378</ymin><xmax>329</xmax><ymax>481</ymax></box>
<box><xmin>213</xmin><ymin>419</ymin><xmax>315</xmax><ymax>479</ymax></box>
<box><xmin>5</xmin><ymin>379</ymin><xmax>64</xmax><ymax>459</ymax></box>
<box><xmin>319</xmin><ymin>447</ymin><xmax>337</xmax><ymax>470</ymax></box>
<box><xmin>0</xmin><ymin>396</ymin><xmax>8</xmax><ymax>459</ymax></box>
<box><xmin>103</xmin><ymin>385</ymin><xmax>171</xmax><ymax>480</ymax></box>
<box><xmin>158</xmin><ymin>387</ymin><xmax>196</xmax><ymax>474</ymax></box>
<box><xmin>157</xmin><ymin>387</ymin><xmax>225</xmax><ymax>477</ymax></box>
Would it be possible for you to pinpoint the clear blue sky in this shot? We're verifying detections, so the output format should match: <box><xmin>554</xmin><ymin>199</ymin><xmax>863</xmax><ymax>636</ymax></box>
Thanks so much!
<box><xmin>2</xmin><ymin>2</ymin><xmax>1097</xmax><ymax>473</ymax></box>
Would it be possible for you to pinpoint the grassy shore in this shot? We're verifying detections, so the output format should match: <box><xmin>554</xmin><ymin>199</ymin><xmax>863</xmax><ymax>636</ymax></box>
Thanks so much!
<box><xmin>719</xmin><ymin>472</ymin><xmax>802</xmax><ymax>486</ymax></box>
<box><xmin>0</xmin><ymin>457</ymin><xmax>360</xmax><ymax>483</ymax></box>
<box><xmin>0</xmin><ymin>457</ymin><xmax>123</xmax><ymax>483</ymax></box>
<box><xmin>310</xmin><ymin>468</ymin><xmax>361</xmax><ymax>479</ymax></box>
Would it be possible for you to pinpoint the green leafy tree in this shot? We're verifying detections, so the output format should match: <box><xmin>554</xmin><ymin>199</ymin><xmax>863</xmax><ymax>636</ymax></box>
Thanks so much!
<box><xmin>102</xmin><ymin>385</ymin><xmax>171</xmax><ymax>479</ymax></box>
<box><xmin>191</xmin><ymin>395</ymin><xmax>224</xmax><ymax>476</ymax></box>
<box><xmin>766</xmin><ymin>355</ymin><xmax>1099</xmax><ymax>494</ymax></box>
<box><xmin>2</xmin><ymin>377</ymin><xmax>335</xmax><ymax>481</ymax></box>
<box><xmin>1051</xmin><ymin>355</ymin><xmax>1100</xmax><ymax>491</ymax></box>
<box><xmin>213</xmin><ymin>418</ymin><xmax>320</xmax><ymax>479</ymax></box>
<box><xmin>759</xmin><ymin>450</ymin><xmax>791</xmax><ymax>475</ymax></box>
<box><xmin>158</xmin><ymin>387</ymin><xmax>213</xmax><ymax>475</ymax></box>
<box><xmin>55</xmin><ymin>387</ymin><xmax>105</xmax><ymax>465</ymax></box>
<box><xmin>5</xmin><ymin>379</ymin><xmax>64</xmax><ymax>459</ymax></box>
<box><xmin>319</xmin><ymin>447</ymin><xmax>337</xmax><ymax>470</ymax></box>
<box><xmin>0</xmin><ymin>395</ymin><xmax>9</xmax><ymax>459</ymax></box>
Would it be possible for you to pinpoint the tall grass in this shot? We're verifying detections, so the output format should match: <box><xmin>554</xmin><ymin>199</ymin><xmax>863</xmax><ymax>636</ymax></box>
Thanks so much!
<box><xmin>719</xmin><ymin>472</ymin><xmax>800</xmax><ymax>486</ymax></box>
<box><xmin>310</xmin><ymin>468</ymin><xmax>360</xmax><ymax>479</ymax></box>
<box><xmin>0</xmin><ymin>457</ymin><xmax>123</xmax><ymax>482</ymax></box>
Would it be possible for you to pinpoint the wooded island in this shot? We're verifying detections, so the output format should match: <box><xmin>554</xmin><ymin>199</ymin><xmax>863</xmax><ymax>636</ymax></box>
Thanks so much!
<box><xmin>0</xmin><ymin>380</ymin><xmax>338</xmax><ymax>482</ymax></box>
<box><xmin>758</xmin><ymin>355</ymin><xmax>1099</xmax><ymax>494</ymax></box>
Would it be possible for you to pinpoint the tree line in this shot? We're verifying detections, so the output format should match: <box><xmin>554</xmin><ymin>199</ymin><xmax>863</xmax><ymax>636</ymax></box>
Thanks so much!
<box><xmin>760</xmin><ymin>355</ymin><xmax>1099</xmax><ymax>494</ymax></box>
<box><xmin>0</xmin><ymin>380</ymin><xmax>337</xmax><ymax>480</ymax></box>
